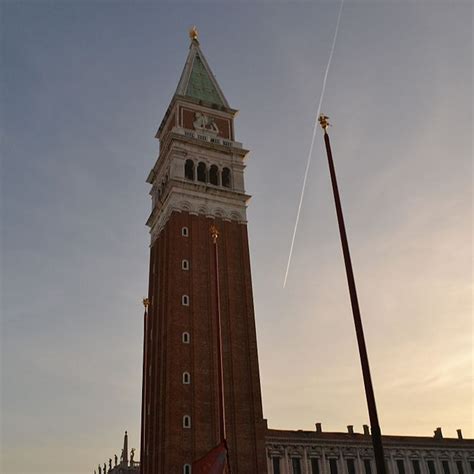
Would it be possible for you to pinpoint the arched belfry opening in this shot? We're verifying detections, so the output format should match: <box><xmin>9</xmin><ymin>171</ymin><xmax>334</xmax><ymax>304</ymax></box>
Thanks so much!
<box><xmin>209</xmin><ymin>165</ymin><xmax>219</xmax><ymax>185</ymax></box>
<box><xmin>197</xmin><ymin>162</ymin><xmax>207</xmax><ymax>183</ymax></box>
<box><xmin>185</xmin><ymin>159</ymin><xmax>194</xmax><ymax>180</ymax></box>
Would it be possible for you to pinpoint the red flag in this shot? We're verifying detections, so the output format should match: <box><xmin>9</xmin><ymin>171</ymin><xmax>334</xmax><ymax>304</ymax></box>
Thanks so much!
<box><xmin>192</xmin><ymin>441</ymin><xmax>227</xmax><ymax>474</ymax></box>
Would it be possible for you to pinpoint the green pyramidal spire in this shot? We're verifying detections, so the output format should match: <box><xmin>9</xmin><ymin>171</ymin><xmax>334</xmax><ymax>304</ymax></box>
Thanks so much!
<box><xmin>175</xmin><ymin>28</ymin><xmax>230</xmax><ymax>108</ymax></box>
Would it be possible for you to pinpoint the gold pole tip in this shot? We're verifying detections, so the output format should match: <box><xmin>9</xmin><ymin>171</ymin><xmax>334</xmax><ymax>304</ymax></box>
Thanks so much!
<box><xmin>318</xmin><ymin>114</ymin><xmax>330</xmax><ymax>131</ymax></box>
<box><xmin>142</xmin><ymin>298</ymin><xmax>149</xmax><ymax>308</ymax></box>
<box><xmin>210</xmin><ymin>224</ymin><xmax>219</xmax><ymax>243</ymax></box>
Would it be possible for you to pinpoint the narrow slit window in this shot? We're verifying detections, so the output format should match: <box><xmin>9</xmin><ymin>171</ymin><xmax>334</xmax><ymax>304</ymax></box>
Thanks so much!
<box><xmin>182</xmin><ymin>295</ymin><xmax>189</xmax><ymax>306</ymax></box>
<box><xmin>183</xmin><ymin>415</ymin><xmax>191</xmax><ymax>428</ymax></box>
<box><xmin>183</xmin><ymin>465</ymin><xmax>191</xmax><ymax>474</ymax></box>
<box><xmin>182</xmin><ymin>372</ymin><xmax>191</xmax><ymax>384</ymax></box>
<box><xmin>182</xmin><ymin>226</ymin><xmax>189</xmax><ymax>237</ymax></box>
<box><xmin>182</xmin><ymin>259</ymin><xmax>190</xmax><ymax>270</ymax></box>
<box><xmin>182</xmin><ymin>332</ymin><xmax>190</xmax><ymax>344</ymax></box>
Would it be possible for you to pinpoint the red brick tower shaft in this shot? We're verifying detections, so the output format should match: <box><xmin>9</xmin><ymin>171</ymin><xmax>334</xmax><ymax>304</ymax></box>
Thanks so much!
<box><xmin>140</xmin><ymin>30</ymin><xmax>267</xmax><ymax>474</ymax></box>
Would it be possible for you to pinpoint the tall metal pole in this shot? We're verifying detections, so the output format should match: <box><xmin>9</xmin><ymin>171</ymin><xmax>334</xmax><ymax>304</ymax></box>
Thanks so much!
<box><xmin>210</xmin><ymin>225</ymin><xmax>227</xmax><ymax>443</ymax></box>
<box><xmin>140</xmin><ymin>298</ymin><xmax>149</xmax><ymax>474</ymax></box>
<box><xmin>318</xmin><ymin>115</ymin><xmax>386</xmax><ymax>474</ymax></box>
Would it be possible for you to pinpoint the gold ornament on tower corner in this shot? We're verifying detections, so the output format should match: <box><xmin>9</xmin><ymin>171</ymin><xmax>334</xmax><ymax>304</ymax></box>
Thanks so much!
<box><xmin>210</xmin><ymin>224</ymin><xmax>219</xmax><ymax>244</ymax></box>
<box><xmin>189</xmin><ymin>26</ymin><xmax>199</xmax><ymax>42</ymax></box>
<box><xmin>143</xmin><ymin>297</ymin><xmax>149</xmax><ymax>308</ymax></box>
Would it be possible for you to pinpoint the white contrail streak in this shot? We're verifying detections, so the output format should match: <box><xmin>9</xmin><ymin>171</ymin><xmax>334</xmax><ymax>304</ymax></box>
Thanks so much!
<box><xmin>283</xmin><ymin>0</ymin><xmax>344</xmax><ymax>288</ymax></box>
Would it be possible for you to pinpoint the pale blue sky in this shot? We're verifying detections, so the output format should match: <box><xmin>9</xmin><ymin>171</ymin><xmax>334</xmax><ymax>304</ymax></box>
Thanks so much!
<box><xmin>1</xmin><ymin>1</ymin><xmax>472</xmax><ymax>473</ymax></box>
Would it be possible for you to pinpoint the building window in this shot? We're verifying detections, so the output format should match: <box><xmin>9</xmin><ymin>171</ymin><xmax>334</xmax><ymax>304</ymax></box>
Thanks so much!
<box><xmin>182</xmin><ymin>226</ymin><xmax>189</xmax><ymax>237</ymax></box>
<box><xmin>222</xmin><ymin>167</ymin><xmax>231</xmax><ymax>188</ymax></box>
<box><xmin>182</xmin><ymin>259</ymin><xmax>190</xmax><ymax>270</ymax></box>
<box><xmin>197</xmin><ymin>162</ymin><xmax>207</xmax><ymax>182</ymax></box>
<box><xmin>183</xmin><ymin>372</ymin><xmax>191</xmax><ymax>384</ymax></box>
<box><xmin>470</xmin><ymin>462</ymin><xmax>474</xmax><ymax>474</ymax></box>
<box><xmin>185</xmin><ymin>159</ymin><xmax>194</xmax><ymax>180</ymax></box>
<box><xmin>364</xmin><ymin>460</ymin><xmax>372</xmax><ymax>474</ymax></box>
<box><xmin>184</xmin><ymin>465</ymin><xmax>191</xmax><ymax>474</ymax></box>
<box><xmin>412</xmin><ymin>460</ymin><xmax>421</xmax><ymax>474</ymax></box>
<box><xmin>182</xmin><ymin>295</ymin><xmax>189</xmax><ymax>306</ymax></box>
<box><xmin>291</xmin><ymin>458</ymin><xmax>302</xmax><ymax>474</ymax></box>
<box><xmin>209</xmin><ymin>165</ymin><xmax>219</xmax><ymax>185</ymax></box>
<box><xmin>182</xmin><ymin>332</ymin><xmax>190</xmax><ymax>344</ymax></box>
<box><xmin>456</xmin><ymin>461</ymin><xmax>464</xmax><ymax>474</ymax></box>
<box><xmin>442</xmin><ymin>461</ymin><xmax>451</xmax><ymax>474</ymax></box>
<box><xmin>397</xmin><ymin>460</ymin><xmax>406</xmax><ymax>474</ymax></box>
<box><xmin>311</xmin><ymin>458</ymin><xmax>320</xmax><ymax>474</ymax></box>
<box><xmin>272</xmin><ymin>458</ymin><xmax>281</xmax><ymax>474</ymax></box>
<box><xmin>329</xmin><ymin>459</ymin><xmax>338</xmax><ymax>474</ymax></box>
<box><xmin>427</xmin><ymin>460</ymin><xmax>437</xmax><ymax>474</ymax></box>
<box><xmin>183</xmin><ymin>415</ymin><xmax>191</xmax><ymax>428</ymax></box>
<box><xmin>347</xmin><ymin>459</ymin><xmax>356</xmax><ymax>474</ymax></box>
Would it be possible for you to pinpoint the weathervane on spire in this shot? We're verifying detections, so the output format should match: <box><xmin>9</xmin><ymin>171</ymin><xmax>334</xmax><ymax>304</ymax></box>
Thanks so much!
<box><xmin>189</xmin><ymin>26</ymin><xmax>199</xmax><ymax>43</ymax></box>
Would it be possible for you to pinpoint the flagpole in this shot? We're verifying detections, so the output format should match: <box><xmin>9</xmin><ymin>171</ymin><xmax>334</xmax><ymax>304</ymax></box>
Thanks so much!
<box><xmin>318</xmin><ymin>115</ymin><xmax>386</xmax><ymax>474</ymax></box>
<box><xmin>210</xmin><ymin>225</ymin><xmax>226</xmax><ymax>443</ymax></box>
<box><xmin>140</xmin><ymin>298</ymin><xmax>149</xmax><ymax>474</ymax></box>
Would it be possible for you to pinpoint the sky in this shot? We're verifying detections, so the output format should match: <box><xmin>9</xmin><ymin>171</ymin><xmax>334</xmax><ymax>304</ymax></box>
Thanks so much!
<box><xmin>1</xmin><ymin>1</ymin><xmax>472</xmax><ymax>473</ymax></box>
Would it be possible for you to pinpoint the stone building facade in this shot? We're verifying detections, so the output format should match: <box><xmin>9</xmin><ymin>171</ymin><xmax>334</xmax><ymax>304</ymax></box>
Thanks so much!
<box><xmin>265</xmin><ymin>425</ymin><xmax>473</xmax><ymax>474</ymax></box>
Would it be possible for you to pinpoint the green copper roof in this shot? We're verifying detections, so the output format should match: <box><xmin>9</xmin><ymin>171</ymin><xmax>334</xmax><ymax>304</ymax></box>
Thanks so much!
<box><xmin>174</xmin><ymin>40</ymin><xmax>230</xmax><ymax>108</ymax></box>
<box><xmin>185</xmin><ymin>54</ymin><xmax>225</xmax><ymax>106</ymax></box>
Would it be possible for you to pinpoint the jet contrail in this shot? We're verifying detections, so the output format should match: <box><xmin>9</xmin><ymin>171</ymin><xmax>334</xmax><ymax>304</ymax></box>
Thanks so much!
<box><xmin>283</xmin><ymin>0</ymin><xmax>344</xmax><ymax>288</ymax></box>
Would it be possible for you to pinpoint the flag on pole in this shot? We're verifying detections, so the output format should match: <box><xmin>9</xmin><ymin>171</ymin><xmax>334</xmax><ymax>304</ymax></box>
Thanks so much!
<box><xmin>192</xmin><ymin>441</ymin><xmax>227</xmax><ymax>474</ymax></box>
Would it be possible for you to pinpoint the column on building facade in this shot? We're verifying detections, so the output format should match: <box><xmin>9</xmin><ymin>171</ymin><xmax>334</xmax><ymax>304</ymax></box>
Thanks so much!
<box><xmin>339</xmin><ymin>447</ymin><xmax>345</xmax><ymax>474</ymax></box>
<box><xmin>321</xmin><ymin>447</ymin><xmax>328</xmax><ymax>474</ymax></box>
<box><xmin>267</xmin><ymin>451</ymin><xmax>272</xmax><ymax>474</ymax></box>
<box><xmin>389</xmin><ymin>449</ymin><xmax>396</xmax><ymax>474</ymax></box>
<box><xmin>284</xmin><ymin>447</ymin><xmax>290</xmax><ymax>474</ymax></box>
<box><xmin>304</xmin><ymin>446</ymin><xmax>312</xmax><ymax>474</ymax></box>
<box><xmin>357</xmin><ymin>447</ymin><xmax>363</xmax><ymax>474</ymax></box>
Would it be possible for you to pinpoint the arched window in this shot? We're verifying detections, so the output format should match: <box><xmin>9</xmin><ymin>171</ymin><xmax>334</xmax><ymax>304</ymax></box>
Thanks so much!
<box><xmin>197</xmin><ymin>162</ymin><xmax>207</xmax><ymax>183</ymax></box>
<box><xmin>182</xmin><ymin>259</ymin><xmax>189</xmax><ymax>271</ymax></box>
<box><xmin>222</xmin><ymin>167</ymin><xmax>231</xmax><ymax>188</ymax></box>
<box><xmin>182</xmin><ymin>372</ymin><xmax>191</xmax><ymax>384</ymax></box>
<box><xmin>182</xmin><ymin>332</ymin><xmax>190</xmax><ymax>344</ymax></box>
<box><xmin>183</xmin><ymin>415</ymin><xmax>191</xmax><ymax>429</ymax></box>
<box><xmin>183</xmin><ymin>464</ymin><xmax>192</xmax><ymax>474</ymax></box>
<box><xmin>185</xmin><ymin>160</ymin><xmax>194</xmax><ymax>180</ymax></box>
<box><xmin>181</xmin><ymin>226</ymin><xmax>189</xmax><ymax>237</ymax></box>
<box><xmin>182</xmin><ymin>295</ymin><xmax>189</xmax><ymax>306</ymax></box>
<box><xmin>209</xmin><ymin>165</ymin><xmax>219</xmax><ymax>185</ymax></box>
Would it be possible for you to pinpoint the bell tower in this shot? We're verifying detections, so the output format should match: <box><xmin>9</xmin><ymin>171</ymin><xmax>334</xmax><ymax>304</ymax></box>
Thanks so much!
<box><xmin>140</xmin><ymin>30</ymin><xmax>267</xmax><ymax>473</ymax></box>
